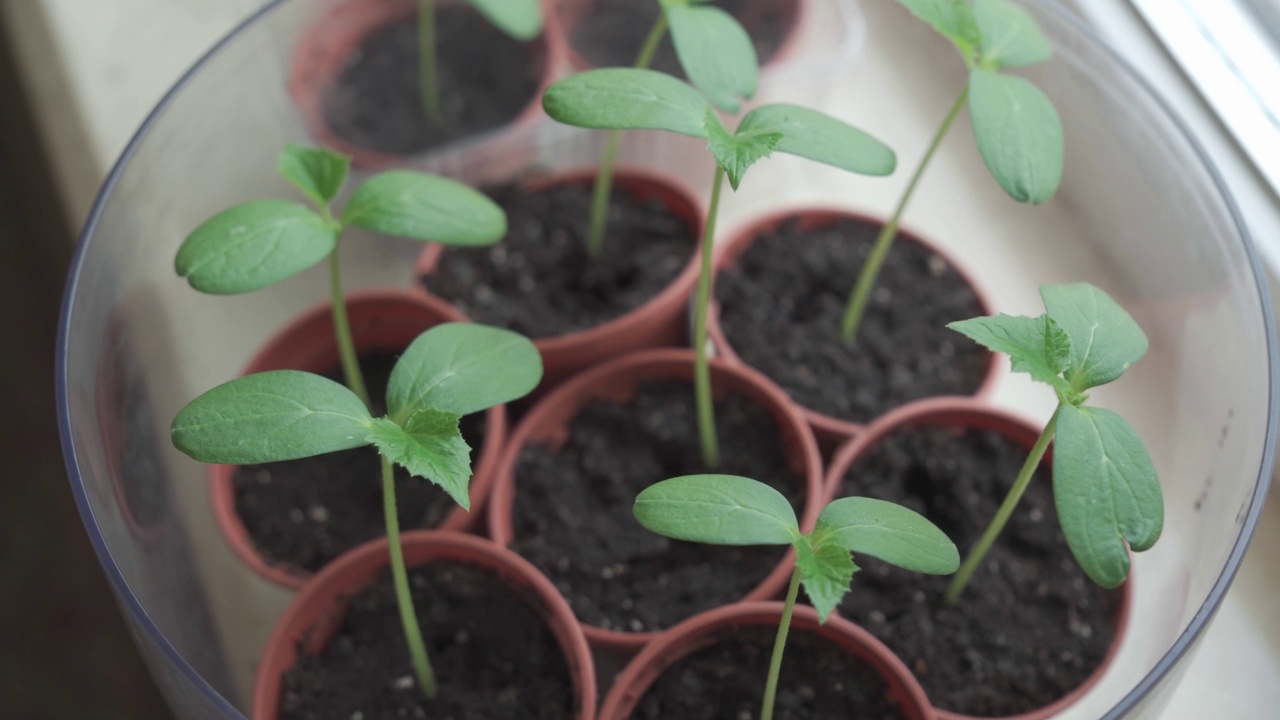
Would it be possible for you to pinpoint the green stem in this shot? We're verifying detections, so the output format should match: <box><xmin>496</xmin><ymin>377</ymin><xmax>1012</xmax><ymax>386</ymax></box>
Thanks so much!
<box><xmin>945</xmin><ymin>405</ymin><xmax>1060</xmax><ymax>604</ymax></box>
<box><xmin>328</xmin><ymin>240</ymin><xmax>371</xmax><ymax>410</ymax></box>
<box><xmin>841</xmin><ymin>85</ymin><xmax>970</xmax><ymax>344</ymax></box>
<box><xmin>382</xmin><ymin>457</ymin><xmax>438</xmax><ymax>699</ymax></box>
<box><xmin>761</xmin><ymin>565</ymin><xmax>803</xmax><ymax>720</ymax></box>
<box><xmin>419</xmin><ymin>0</ymin><xmax>442</xmax><ymax>126</ymax></box>
<box><xmin>693</xmin><ymin>168</ymin><xmax>725</xmax><ymax>470</ymax></box>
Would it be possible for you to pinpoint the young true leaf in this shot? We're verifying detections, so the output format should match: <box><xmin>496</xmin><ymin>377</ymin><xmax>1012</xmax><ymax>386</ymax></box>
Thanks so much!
<box><xmin>342</xmin><ymin>171</ymin><xmax>507</xmax><ymax>245</ymax></box>
<box><xmin>948</xmin><ymin>313</ymin><xmax>1072</xmax><ymax>392</ymax></box>
<box><xmin>667</xmin><ymin>3</ymin><xmax>758</xmax><ymax>113</ymax></box>
<box><xmin>278</xmin><ymin>144</ymin><xmax>351</xmax><ymax>207</ymax></box>
<box><xmin>467</xmin><ymin>0</ymin><xmax>542</xmax><ymax>41</ymax></box>
<box><xmin>368</xmin><ymin>410</ymin><xmax>473</xmax><ymax>508</ymax></box>
<box><xmin>814</xmin><ymin>497</ymin><xmax>961</xmax><ymax>575</ymax></box>
<box><xmin>968</xmin><ymin>68</ymin><xmax>1063</xmax><ymax>204</ymax></box>
<box><xmin>1053</xmin><ymin>404</ymin><xmax>1163</xmax><ymax>588</ymax></box>
<box><xmin>973</xmin><ymin>0</ymin><xmax>1052</xmax><ymax>68</ymax></box>
<box><xmin>738</xmin><ymin>104</ymin><xmax>898</xmax><ymax>178</ymax></box>
<box><xmin>705</xmin><ymin>110</ymin><xmax>782</xmax><ymax>190</ymax></box>
<box><xmin>541</xmin><ymin>68</ymin><xmax>711</xmax><ymax>139</ymax></box>
<box><xmin>633</xmin><ymin>474</ymin><xmax>801</xmax><ymax>546</ymax></box>
<box><xmin>175</xmin><ymin>200</ymin><xmax>337</xmax><ymax>295</ymax></box>
<box><xmin>171</xmin><ymin>370</ymin><xmax>373</xmax><ymax>464</ymax></box>
<box><xmin>794</xmin><ymin>540</ymin><xmax>857</xmax><ymax>622</ymax></box>
<box><xmin>895</xmin><ymin>0</ymin><xmax>981</xmax><ymax>51</ymax></box>
<box><xmin>1041</xmin><ymin>283</ymin><xmax>1149</xmax><ymax>391</ymax></box>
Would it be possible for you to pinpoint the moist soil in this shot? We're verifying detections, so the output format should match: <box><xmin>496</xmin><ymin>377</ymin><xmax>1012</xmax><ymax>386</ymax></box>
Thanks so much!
<box><xmin>632</xmin><ymin>626</ymin><xmax>909</xmax><ymax>720</ymax></box>
<box><xmin>421</xmin><ymin>179</ymin><xmax>695</xmax><ymax>339</ymax></box>
<box><xmin>279</xmin><ymin>562</ymin><xmax>576</xmax><ymax>720</ymax></box>
<box><xmin>569</xmin><ymin>0</ymin><xmax>792</xmax><ymax>79</ymax></box>
<box><xmin>832</xmin><ymin>423</ymin><xmax>1121</xmax><ymax>717</ymax></box>
<box><xmin>511</xmin><ymin>380</ymin><xmax>804</xmax><ymax>633</ymax></box>
<box><xmin>321</xmin><ymin>4</ymin><xmax>544</xmax><ymax>156</ymax></box>
<box><xmin>233</xmin><ymin>353</ymin><xmax>486</xmax><ymax>575</ymax></box>
<box><xmin>715</xmin><ymin>216</ymin><xmax>992</xmax><ymax>424</ymax></box>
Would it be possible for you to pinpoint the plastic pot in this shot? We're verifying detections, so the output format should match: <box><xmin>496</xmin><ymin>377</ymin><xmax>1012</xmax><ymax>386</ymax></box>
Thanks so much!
<box><xmin>487</xmin><ymin>348</ymin><xmax>824</xmax><ymax>652</ymax></box>
<box><xmin>597</xmin><ymin>601</ymin><xmax>934</xmax><ymax>720</ymax></box>
<box><xmin>252</xmin><ymin>530</ymin><xmax>597</xmax><ymax>719</ymax></box>
<box><xmin>210</xmin><ymin>290</ymin><xmax>508</xmax><ymax>589</ymax></box>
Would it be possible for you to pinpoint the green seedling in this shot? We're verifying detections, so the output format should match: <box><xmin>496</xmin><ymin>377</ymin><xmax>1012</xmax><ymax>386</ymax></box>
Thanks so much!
<box><xmin>173</xmin><ymin>324</ymin><xmax>542</xmax><ymax>700</ymax></box>
<box><xmin>418</xmin><ymin>0</ymin><xmax>543</xmax><ymax>124</ymax></box>
<box><xmin>945</xmin><ymin>282</ymin><xmax>1162</xmax><ymax>602</ymax></box>
<box><xmin>841</xmin><ymin>0</ymin><xmax>1064</xmax><ymax>343</ymax></box>
<box><xmin>634</xmin><ymin>474</ymin><xmax>958</xmax><ymax>720</ymax></box>
<box><xmin>543</xmin><ymin>68</ymin><xmax>896</xmax><ymax>468</ymax></box>
<box><xmin>587</xmin><ymin>0</ymin><xmax>760</xmax><ymax>256</ymax></box>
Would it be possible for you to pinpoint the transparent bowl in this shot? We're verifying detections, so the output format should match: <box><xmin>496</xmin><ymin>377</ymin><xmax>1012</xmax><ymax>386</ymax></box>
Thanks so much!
<box><xmin>56</xmin><ymin>0</ymin><xmax>1276</xmax><ymax>718</ymax></box>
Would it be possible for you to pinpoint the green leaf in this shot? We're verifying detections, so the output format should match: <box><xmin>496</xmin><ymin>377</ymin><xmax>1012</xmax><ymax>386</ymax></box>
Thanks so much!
<box><xmin>633</xmin><ymin>475</ymin><xmax>801</xmax><ymax>546</ymax></box>
<box><xmin>814</xmin><ymin>497</ymin><xmax>959</xmax><ymax>575</ymax></box>
<box><xmin>795</xmin><ymin>539</ymin><xmax>857</xmax><ymax>623</ymax></box>
<box><xmin>368</xmin><ymin>410</ymin><xmax>474</xmax><ymax>509</ymax></box>
<box><xmin>387</xmin><ymin>323</ymin><xmax>542</xmax><ymax>421</ymax></box>
<box><xmin>171</xmin><ymin>370</ymin><xmax>373</xmax><ymax>464</ymax></box>
<box><xmin>706</xmin><ymin>109</ymin><xmax>781</xmax><ymax>190</ymax></box>
<box><xmin>968</xmin><ymin>68</ymin><xmax>1063</xmax><ymax>204</ymax></box>
<box><xmin>667</xmin><ymin>4</ymin><xmax>758</xmax><ymax>113</ymax></box>
<box><xmin>1054</xmin><ymin>404</ymin><xmax>1163</xmax><ymax>588</ymax></box>
<box><xmin>1040</xmin><ymin>283</ymin><xmax>1149</xmax><ymax>391</ymax></box>
<box><xmin>973</xmin><ymin>0</ymin><xmax>1052</xmax><ymax>68</ymax></box>
<box><xmin>738</xmin><ymin>104</ymin><xmax>897</xmax><ymax>177</ymax></box>
<box><xmin>542</xmin><ymin>68</ymin><xmax>712</xmax><ymax>139</ymax></box>
<box><xmin>175</xmin><ymin>200</ymin><xmax>337</xmax><ymax>295</ymax></box>
<box><xmin>948</xmin><ymin>313</ymin><xmax>1072</xmax><ymax>392</ymax></box>
<box><xmin>894</xmin><ymin>0</ymin><xmax>981</xmax><ymax>49</ymax></box>
<box><xmin>277</xmin><ymin>144</ymin><xmax>350</xmax><ymax>206</ymax></box>
<box><xmin>342</xmin><ymin>171</ymin><xmax>506</xmax><ymax>245</ymax></box>
<box><xmin>466</xmin><ymin>0</ymin><xmax>542</xmax><ymax>40</ymax></box>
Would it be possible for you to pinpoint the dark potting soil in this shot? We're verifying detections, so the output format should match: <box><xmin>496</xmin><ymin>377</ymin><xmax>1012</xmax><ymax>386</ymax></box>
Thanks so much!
<box><xmin>421</xmin><ymin>180</ymin><xmax>695</xmax><ymax>338</ymax></box>
<box><xmin>633</xmin><ymin>627</ymin><xmax>908</xmax><ymax>720</ymax></box>
<box><xmin>321</xmin><ymin>5</ymin><xmax>544</xmax><ymax>156</ymax></box>
<box><xmin>715</xmin><ymin>217</ymin><xmax>991</xmax><ymax>424</ymax></box>
<box><xmin>233</xmin><ymin>353</ymin><xmax>487</xmax><ymax>574</ymax></box>
<box><xmin>511</xmin><ymin>380</ymin><xmax>804</xmax><ymax>633</ymax></box>
<box><xmin>833</xmin><ymin>424</ymin><xmax>1121</xmax><ymax>717</ymax></box>
<box><xmin>279</xmin><ymin>561</ymin><xmax>576</xmax><ymax>720</ymax></box>
<box><xmin>569</xmin><ymin>0</ymin><xmax>792</xmax><ymax>79</ymax></box>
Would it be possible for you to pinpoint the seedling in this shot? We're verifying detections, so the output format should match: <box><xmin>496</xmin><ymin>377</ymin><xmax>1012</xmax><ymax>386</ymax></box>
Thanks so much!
<box><xmin>586</xmin><ymin>0</ymin><xmax>760</xmax><ymax>256</ymax></box>
<box><xmin>634</xmin><ymin>474</ymin><xmax>958</xmax><ymax>720</ymax></box>
<box><xmin>945</xmin><ymin>282</ymin><xmax>1162</xmax><ymax>602</ymax></box>
<box><xmin>418</xmin><ymin>0</ymin><xmax>543</xmax><ymax>124</ymax></box>
<box><xmin>544</xmin><ymin>68</ymin><xmax>896</xmax><ymax>468</ymax></box>
<box><xmin>841</xmin><ymin>0</ymin><xmax>1064</xmax><ymax>343</ymax></box>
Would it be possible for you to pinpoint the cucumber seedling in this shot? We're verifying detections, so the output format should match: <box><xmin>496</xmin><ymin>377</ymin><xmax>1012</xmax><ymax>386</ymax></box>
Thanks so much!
<box><xmin>634</xmin><ymin>474</ymin><xmax>958</xmax><ymax>720</ymax></box>
<box><xmin>945</xmin><ymin>282</ymin><xmax>1162</xmax><ymax>601</ymax></box>
<box><xmin>841</xmin><ymin>0</ymin><xmax>1064</xmax><ymax>343</ymax></box>
<box><xmin>543</xmin><ymin>68</ymin><xmax>897</xmax><ymax>468</ymax></box>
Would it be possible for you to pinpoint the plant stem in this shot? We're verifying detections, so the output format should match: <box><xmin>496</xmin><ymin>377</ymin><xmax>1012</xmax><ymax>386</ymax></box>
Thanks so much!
<box><xmin>945</xmin><ymin>405</ymin><xmax>1061</xmax><ymax>604</ymax></box>
<box><xmin>585</xmin><ymin>13</ymin><xmax>670</xmax><ymax>256</ymax></box>
<box><xmin>761</xmin><ymin>564</ymin><xmax>803</xmax><ymax>720</ymax></box>
<box><xmin>694</xmin><ymin>168</ymin><xmax>725</xmax><ymax>470</ymax></box>
<box><xmin>382</xmin><ymin>457</ymin><xmax>439</xmax><ymax>699</ymax></box>
<box><xmin>840</xmin><ymin>85</ymin><xmax>970</xmax><ymax>344</ymax></box>
<box><xmin>419</xmin><ymin>0</ymin><xmax>442</xmax><ymax>126</ymax></box>
<box><xmin>328</xmin><ymin>240</ymin><xmax>371</xmax><ymax>410</ymax></box>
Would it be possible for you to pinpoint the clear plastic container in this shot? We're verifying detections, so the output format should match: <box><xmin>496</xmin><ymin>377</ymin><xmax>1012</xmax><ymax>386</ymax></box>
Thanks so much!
<box><xmin>56</xmin><ymin>0</ymin><xmax>1276</xmax><ymax>718</ymax></box>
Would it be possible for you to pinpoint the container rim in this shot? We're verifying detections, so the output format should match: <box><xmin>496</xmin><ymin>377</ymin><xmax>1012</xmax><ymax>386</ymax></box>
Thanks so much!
<box><xmin>54</xmin><ymin>0</ymin><xmax>1278</xmax><ymax>717</ymax></box>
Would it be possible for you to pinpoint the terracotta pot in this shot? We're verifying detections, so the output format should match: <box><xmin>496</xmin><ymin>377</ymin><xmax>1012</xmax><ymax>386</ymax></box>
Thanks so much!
<box><xmin>252</xmin><ymin>530</ymin><xmax>597</xmax><ymax>719</ymax></box>
<box><xmin>288</xmin><ymin>0</ymin><xmax>565</xmax><ymax>168</ymax></box>
<box><xmin>708</xmin><ymin>208</ymin><xmax>1000</xmax><ymax>446</ymax></box>
<box><xmin>417</xmin><ymin>169</ymin><xmax>706</xmax><ymax>392</ymax></box>
<box><xmin>487</xmin><ymin>348</ymin><xmax>823</xmax><ymax>652</ymax></box>
<box><xmin>597</xmin><ymin>601</ymin><xmax>935</xmax><ymax>719</ymax></box>
<box><xmin>209</xmin><ymin>290</ymin><xmax>508</xmax><ymax>589</ymax></box>
<box><xmin>823</xmin><ymin>396</ymin><xmax>1132</xmax><ymax>720</ymax></box>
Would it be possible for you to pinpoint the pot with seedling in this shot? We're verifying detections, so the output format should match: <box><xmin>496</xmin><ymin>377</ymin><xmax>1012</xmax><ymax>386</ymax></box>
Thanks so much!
<box><xmin>593</xmin><ymin>473</ymin><xmax>957</xmax><ymax>718</ymax></box>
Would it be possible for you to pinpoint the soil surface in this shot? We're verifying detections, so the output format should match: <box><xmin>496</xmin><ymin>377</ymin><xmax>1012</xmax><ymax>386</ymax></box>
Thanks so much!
<box><xmin>715</xmin><ymin>216</ymin><xmax>991</xmax><ymax>424</ymax></box>
<box><xmin>832</xmin><ymin>424</ymin><xmax>1121</xmax><ymax>717</ymax></box>
<box><xmin>569</xmin><ymin>0</ymin><xmax>793</xmax><ymax>79</ymax></box>
<box><xmin>321</xmin><ymin>5</ymin><xmax>544</xmax><ymax>155</ymax></box>
<box><xmin>632</xmin><ymin>626</ymin><xmax>909</xmax><ymax>720</ymax></box>
<box><xmin>233</xmin><ymin>353</ymin><xmax>486</xmax><ymax>574</ymax></box>
<box><xmin>511</xmin><ymin>380</ymin><xmax>804</xmax><ymax>633</ymax></box>
<box><xmin>421</xmin><ymin>179</ymin><xmax>695</xmax><ymax>338</ymax></box>
<box><xmin>279</xmin><ymin>561</ymin><xmax>576</xmax><ymax>720</ymax></box>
